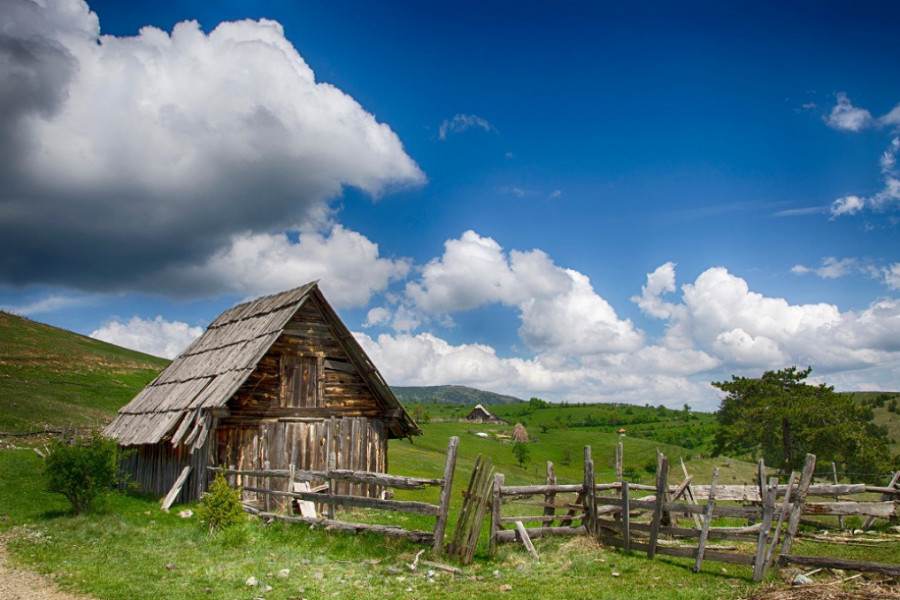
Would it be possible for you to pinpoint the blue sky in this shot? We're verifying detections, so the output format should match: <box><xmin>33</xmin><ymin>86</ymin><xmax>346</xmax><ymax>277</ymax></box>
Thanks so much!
<box><xmin>2</xmin><ymin>0</ymin><xmax>899</xmax><ymax>410</ymax></box>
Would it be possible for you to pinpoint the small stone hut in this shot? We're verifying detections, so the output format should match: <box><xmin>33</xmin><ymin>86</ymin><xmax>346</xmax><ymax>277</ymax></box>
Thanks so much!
<box><xmin>105</xmin><ymin>282</ymin><xmax>420</xmax><ymax>504</ymax></box>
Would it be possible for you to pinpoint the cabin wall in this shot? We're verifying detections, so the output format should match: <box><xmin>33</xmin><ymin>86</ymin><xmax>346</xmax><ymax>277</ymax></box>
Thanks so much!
<box><xmin>119</xmin><ymin>437</ymin><xmax>210</xmax><ymax>502</ymax></box>
<box><xmin>216</xmin><ymin>417</ymin><xmax>387</xmax><ymax>506</ymax></box>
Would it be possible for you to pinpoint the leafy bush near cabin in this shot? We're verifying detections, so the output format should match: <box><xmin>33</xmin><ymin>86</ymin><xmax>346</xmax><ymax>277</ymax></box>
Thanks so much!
<box><xmin>198</xmin><ymin>473</ymin><xmax>245</xmax><ymax>533</ymax></box>
<box><xmin>45</xmin><ymin>431</ymin><xmax>119</xmax><ymax>514</ymax></box>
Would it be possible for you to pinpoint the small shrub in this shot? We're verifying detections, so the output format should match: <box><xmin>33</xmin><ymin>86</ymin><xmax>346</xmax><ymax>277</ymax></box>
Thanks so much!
<box><xmin>198</xmin><ymin>473</ymin><xmax>245</xmax><ymax>533</ymax></box>
<box><xmin>45</xmin><ymin>431</ymin><xmax>119</xmax><ymax>514</ymax></box>
<box><xmin>512</xmin><ymin>442</ymin><xmax>530</xmax><ymax>469</ymax></box>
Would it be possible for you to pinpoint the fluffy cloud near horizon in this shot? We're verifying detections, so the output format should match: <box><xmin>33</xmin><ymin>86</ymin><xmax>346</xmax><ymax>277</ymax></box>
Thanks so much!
<box><xmin>0</xmin><ymin>0</ymin><xmax>423</xmax><ymax>291</ymax></box>
<box><xmin>90</xmin><ymin>316</ymin><xmax>203</xmax><ymax>359</ymax></box>
<box><xmin>358</xmin><ymin>255</ymin><xmax>900</xmax><ymax>410</ymax></box>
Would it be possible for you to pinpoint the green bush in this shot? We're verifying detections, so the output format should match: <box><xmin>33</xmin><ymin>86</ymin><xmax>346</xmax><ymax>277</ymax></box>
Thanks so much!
<box><xmin>197</xmin><ymin>473</ymin><xmax>245</xmax><ymax>533</ymax></box>
<box><xmin>45</xmin><ymin>431</ymin><xmax>119</xmax><ymax>514</ymax></box>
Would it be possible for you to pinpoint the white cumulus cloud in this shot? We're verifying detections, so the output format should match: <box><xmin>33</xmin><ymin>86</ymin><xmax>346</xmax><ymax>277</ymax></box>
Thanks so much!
<box><xmin>91</xmin><ymin>316</ymin><xmax>203</xmax><ymax>359</ymax></box>
<box><xmin>825</xmin><ymin>92</ymin><xmax>874</xmax><ymax>132</ymax></box>
<box><xmin>405</xmin><ymin>231</ymin><xmax>643</xmax><ymax>355</ymax></box>
<box><xmin>154</xmin><ymin>225</ymin><xmax>410</xmax><ymax>308</ymax></box>
<box><xmin>0</xmin><ymin>0</ymin><xmax>424</xmax><ymax>291</ymax></box>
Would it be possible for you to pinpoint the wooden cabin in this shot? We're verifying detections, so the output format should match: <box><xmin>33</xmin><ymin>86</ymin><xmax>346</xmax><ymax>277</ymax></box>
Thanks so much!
<box><xmin>105</xmin><ymin>282</ymin><xmax>421</xmax><ymax>505</ymax></box>
<box><xmin>464</xmin><ymin>404</ymin><xmax>506</xmax><ymax>425</ymax></box>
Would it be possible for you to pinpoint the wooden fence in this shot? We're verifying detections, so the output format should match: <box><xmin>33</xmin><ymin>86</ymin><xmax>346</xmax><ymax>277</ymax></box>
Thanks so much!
<box><xmin>210</xmin><ymin>436</ymin><xmax>459</xmax><ymax>554</ymax></box>
<box><xmin>490</xmin><ymin>447</ymin><xmax>900</xmax><ymax>579</ymax></box>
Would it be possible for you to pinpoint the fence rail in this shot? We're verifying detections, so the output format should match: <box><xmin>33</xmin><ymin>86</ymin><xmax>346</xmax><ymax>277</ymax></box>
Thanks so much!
<box><xmin>490</xmin><ymin>447</ymin><xmax>899</xmax><ymax>580</ymax></box>
<box><xmin>209</xmin><ymin>436</ymin><xmax>459</xmax><ymax>554</ymax></box>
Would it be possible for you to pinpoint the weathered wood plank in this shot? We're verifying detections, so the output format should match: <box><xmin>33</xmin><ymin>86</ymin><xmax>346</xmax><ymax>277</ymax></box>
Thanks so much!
<box><xmin>694</xmin><ymin>467</ymin><xmax>719</xmax><ymax>573</ymax></box>
<box><xmin>780</xmin><ymin>555</ymin><xmax>900</xmax><ymax>576</ymax></box>
<box><xmin>515</xmin><ymin>521</ymin><xmax>539</xmax><ymax>559</ymax></box>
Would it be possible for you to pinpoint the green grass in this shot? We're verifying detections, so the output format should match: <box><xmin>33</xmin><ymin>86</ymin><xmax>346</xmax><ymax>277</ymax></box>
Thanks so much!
<box><xmin>5</xmin><ymin>444</ymin><xmax>898</xmax><ymax>600</ymax></box>
<box><xmin>0</xmin><ymin>312</ymin><xmax>168</xmax><ymax>432</ymax></box>
<box><xmin>2</xmin><ymin>449</ymin><xmax>764</xmax><ymax>600</ymax></box>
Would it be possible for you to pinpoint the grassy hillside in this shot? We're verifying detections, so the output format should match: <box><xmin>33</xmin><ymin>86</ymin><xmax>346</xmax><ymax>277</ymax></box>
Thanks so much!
<box><xmin>393</xmin><ymin>384</ymin><xmax>523</xmax><ymax>406</ymax></box>
<box><xmin>851</xmin><ymin>391</ymin><xmax>900</xmax><ymax>455</ymax></box>
<box><xmin>0</xmin><ymin>311</ymin><xmax>168</xmax><ymax>432</ymax></box>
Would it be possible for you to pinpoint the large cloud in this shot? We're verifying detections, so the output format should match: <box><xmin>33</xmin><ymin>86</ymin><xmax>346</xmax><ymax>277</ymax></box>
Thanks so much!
<box><xmin>151</xmin><ymin>224</ymin><xmax>410</xmax><ymax>307</ymax></box>
<box><xmin>405</xmin><ymin>231</ymin><xmax>643</xmax><ymax>355</ymax></box>
<box><xmin>0</xmin><ymin>0</ymin><xmax>423</xmax><ymax>290</ymax></box>
<box><xmin>360</xmin><ymin>256</ymin><xmax>900</xmax><ymax>411</ymax></box>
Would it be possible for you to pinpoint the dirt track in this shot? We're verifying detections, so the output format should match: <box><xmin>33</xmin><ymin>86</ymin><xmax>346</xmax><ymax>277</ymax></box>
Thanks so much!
<box><xmin>0</xmin><ymin>541</ymin><xmax>92</xmax><ymax>600</ymax></box>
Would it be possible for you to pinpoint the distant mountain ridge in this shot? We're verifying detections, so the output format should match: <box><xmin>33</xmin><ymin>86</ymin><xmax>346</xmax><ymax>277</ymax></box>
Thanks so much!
<box><xmin>391</xmin><ymin>385</ymin><xmax>523</xmax><ymax>406</ymax></box>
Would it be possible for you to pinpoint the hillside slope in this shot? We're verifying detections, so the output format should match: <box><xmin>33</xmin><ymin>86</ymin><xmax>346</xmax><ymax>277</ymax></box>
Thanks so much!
<box><xmin>0</xmin><ymin>311</ymin><xmax>168</xmax><ymax>432</ymax></box>
<box><xmin>392</xmin><ymin>384</ymin><xmax>523</xmax><ymax>406</ymax></box>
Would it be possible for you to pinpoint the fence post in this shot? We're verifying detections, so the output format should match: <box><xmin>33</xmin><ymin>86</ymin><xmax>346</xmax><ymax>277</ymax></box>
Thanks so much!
<box><xmin>647</xmin><ymin>454</ymin><xmax>668</xmax><ymax>559</ymax></box>
<box><xmin>432</xmin><ymin>436</ymin><xmax>459</xmax><ymax>556</ymax></box>
<box><xmin>616</xmin><ymin>440</ymin><xmax>623</xmax><ymax>483</ymax></box>
<box><xmin>489</xmin><ymin>472</ymin><xmax>505</xmax><ymax>557</ymax></box>
<box><xmin>583</xmin><ymin>446</ymin><xmax>594</xmax><ymax>534</ymax></box>
<box><xmin>776</xmin><ymin>453</ymin><xmax>817</xmax><ymax>565</ymax></box>
<box><xmin>622</xmin><ymin>480</ymin><xmax>631</xmax><ymax>551</ymax></box>
<box><xmin>543</xmin><ymin>461</ymin><xmax>557</xmax><ymax>528</ymax></box>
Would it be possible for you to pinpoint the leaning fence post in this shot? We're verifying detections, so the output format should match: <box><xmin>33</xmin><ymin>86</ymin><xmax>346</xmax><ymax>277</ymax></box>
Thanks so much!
<box><xmin>432</xmin><ymin>436</ymin><xmax>459</xmax><ymax>556</ymax></box>
<box><xmin>765</xmin><ymin>470</ymin><xmax>798</xmax><ymax>569</ymax></box>
<box><xmin>752</xmin><ymin>476</ymin><xmax>779</xmax><ymax>581</ymax></box>
<box><xmin>776</xmin><ymin>453</ymin><xmax>817</xmax><ymax>565</ymax></box>
<box><xmin>693</xmin><ymin>466</ymin><xmax>717</xmax><ymax>572</ymax></box>
<box><xmin>647</xmin><ymin>454</ymin><xmax>668</xmax><ymax>559</ymax></box>
<box><xmin>489</xmin><ymin>472</ymin><xmax>505</xmax><ymax>557</ymax></box>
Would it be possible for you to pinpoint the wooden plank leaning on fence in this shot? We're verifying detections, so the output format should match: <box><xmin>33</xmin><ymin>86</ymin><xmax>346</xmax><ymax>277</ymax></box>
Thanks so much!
<box><xmin>693</xmin><ymin>467</ymin><xmax>719</xmax><ymax>572</ymax></box>
<box><xmin>775</xmin><ymin>453</ymin><xmax>817</xmax><ymax>566</ymax></box>
<box><xmin>751</xmin><ymin>476</ymin><xmax>779</xmax><ymax>581</ymax></box>
<box><xmin>448</xmin><ymin>454</ymin><xmax>494</xmax><ymax>564</ymax></box>
<box><xmin>680</xmin><ymin>458</ymin><xmax>703</xmax><ymax>529</ymax></box>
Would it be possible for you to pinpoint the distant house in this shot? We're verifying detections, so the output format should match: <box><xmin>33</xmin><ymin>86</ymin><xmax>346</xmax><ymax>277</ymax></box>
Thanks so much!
<box><xmin>105</xmin><ymin>282</ymin><xmax>420</xmax><ymax>505</ymax></box>
<box><xmin>465</xmin><ymin>404</ymin><xmax>506</xmax><ymax>424</ymax></box>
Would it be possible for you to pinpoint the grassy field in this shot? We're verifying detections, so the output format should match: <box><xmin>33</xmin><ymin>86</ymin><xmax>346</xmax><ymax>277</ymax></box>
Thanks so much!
<box><xmin>0</xmin><ymin>312</ymin><xmax>168</xmax><ymax>432</ymax></box>
<box><xmin>2</xmin><ymin>448</ymin><xmax>767</xmax><ymax>600</ymax></box>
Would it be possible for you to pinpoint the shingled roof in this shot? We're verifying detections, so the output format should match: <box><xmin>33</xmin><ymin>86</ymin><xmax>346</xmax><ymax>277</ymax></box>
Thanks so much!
<box><xmin>106</xmin><ymin>282</ymin><xmax>420</xmax><ymax>446</ymax></box>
